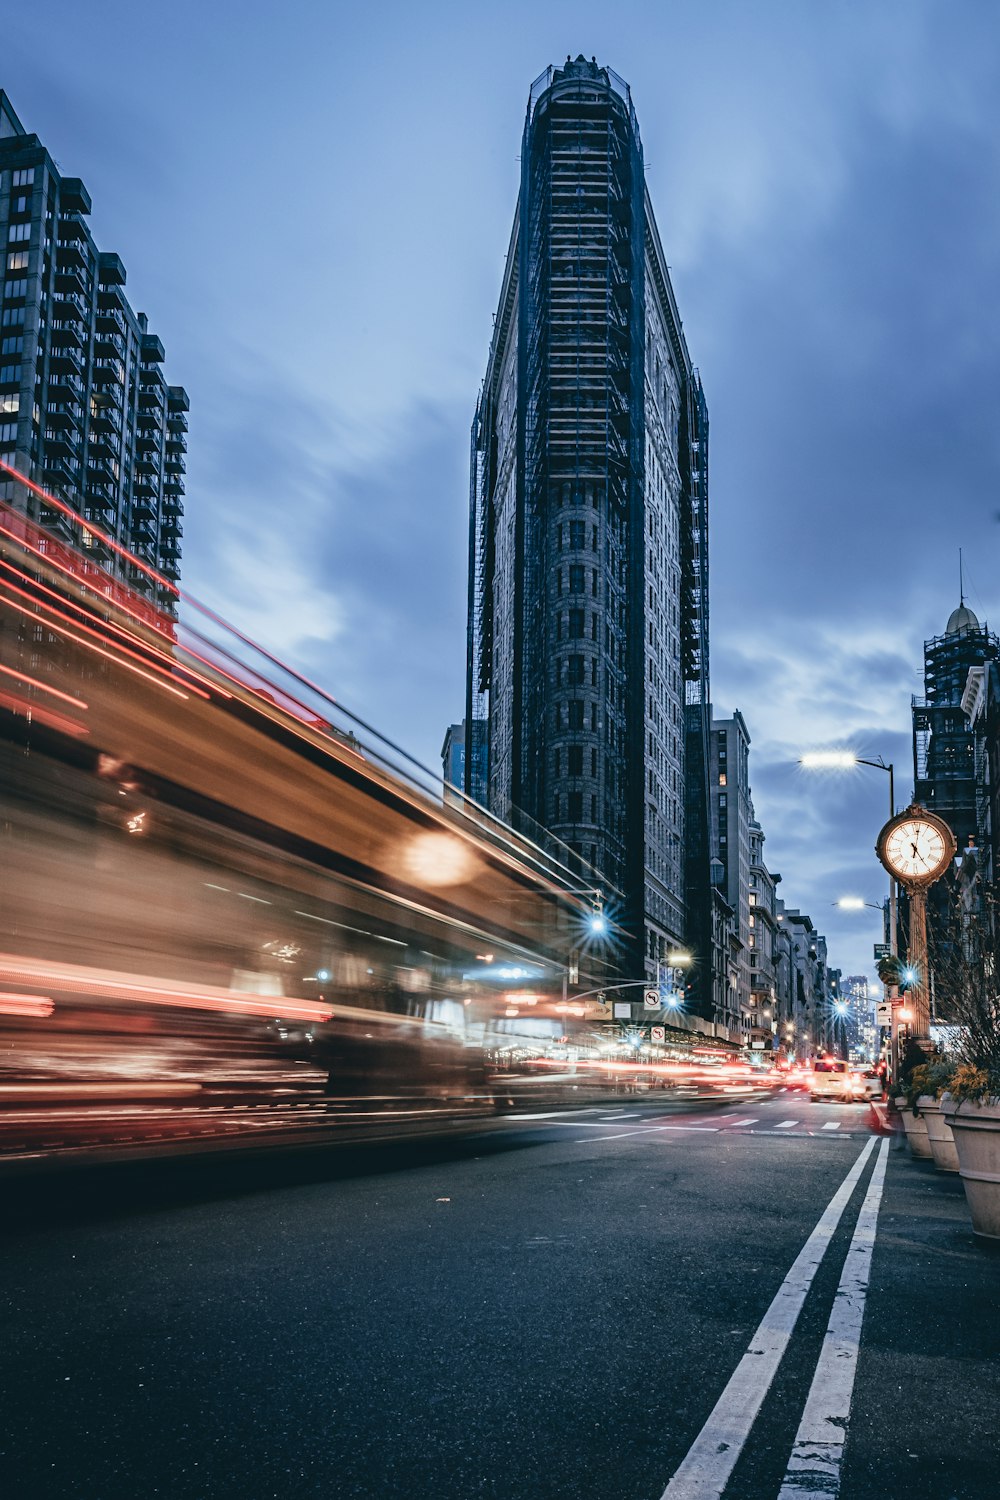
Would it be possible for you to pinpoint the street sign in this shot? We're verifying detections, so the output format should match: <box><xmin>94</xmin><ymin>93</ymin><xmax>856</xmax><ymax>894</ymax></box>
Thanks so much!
<box><xmin>613</xmin><ymin>1002</ymin><xmax>632</xmax><ymax>1019</ymax></box>
<box><xmin>643</xmin><ymin>988</ymin><xmax>660</xmax><ymax>1010</ymax></box>
<box><xmin>651</xmin><ymin>1026</ymin><xmax>665</xmax><ymax>1043</ymax></box>
<box><xmin>874</xmin><ymin>943</ymin><xmax>890</xmax><ymax>959</ymax></box>
<box><xmin>751</xmin><ymin>1040</ymin><xmax>765</xmax><ymax>1050</ymax></box>
<box><xmin>876</xmin><ymin>1002</ymin><xmax>892</xmax><ymax>1025</ymax></box>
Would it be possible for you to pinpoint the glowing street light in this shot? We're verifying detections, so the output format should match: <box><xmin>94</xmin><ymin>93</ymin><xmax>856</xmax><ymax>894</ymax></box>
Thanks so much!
<box><xmin>836</xmin><ymin>896</ymin><xmax>866</xmax><ymax>911</ymax></box>
<box><xmin>800</xmin><ymin>748</ymin><xmax>896</xmax><ymax>959</ymax></box>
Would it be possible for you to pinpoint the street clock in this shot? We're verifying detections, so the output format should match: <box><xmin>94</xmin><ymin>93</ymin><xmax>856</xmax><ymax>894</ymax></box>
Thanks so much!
<box><xmin>876</xmin><ymin>804</ymin><xmax>956</xmax><ymax>888</ymax></box>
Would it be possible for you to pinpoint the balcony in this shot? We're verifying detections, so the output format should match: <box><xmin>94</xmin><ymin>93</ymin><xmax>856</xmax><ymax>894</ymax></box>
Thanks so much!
<box><xmin>47</xmin><ymin>369</ymin><xmax>85</xmax><ymax>401</ymax></box>
<box><xmin>42</xmin><ymin>456</ymin><xmax>77</xmax><ymax>490</ymax></box>
<box><xmin>51</xmin><ymin>321</ymin><xmax>86</xmax><ymax>352</ymax></box>
<box><xmin>95</xmin><ymin>307</ymin><xmax>126</xmax><ymax>336</ymax></box>
<box><xmin>164</xmin><ymin>456</ymin><xmax>185</xmax><ymax>477</ymax></box>
<box><xmin>94</xmin><ymin>328</ymin><xmax>126</xmax><ymax>360</ymax></box>
<box><xmin>136</xmin><ymin>433</ymin><xmax>159</xmax><ymax>457</ymax></box>
<box><xmin>138</xmin><ymin>383</ymin><xmax>165</xmax><ymax>411</ymax></box>
<box><xmin>167</xmin><ymin>412</ymin><xmax>188</xmax><ymax>434</ymax></box>
<box><xmin>49</xmin><ymin>346</ymin><xmax>85</xmax><ymax>377</ymax></box>
<box><xmin>140</xmin><ymin>332</ymin><xmax>165</xmax><ymax>364</ymax></box>
<box><xmin>46</xmin><ymin>403</ymin><xmax>83</xmax><ymax>433</ymax></box>
<box><xmin>97</xmin><ymin>252</ymin><xmax>126</xmax><ymax>286</ymax></box>
<box><xmin>59</xmin><ymin>213</ymin><xmax>90</xmax><ymax>244</ymax></box>
<box><xmin>87</xmin><ymin>455</ymin><xmax>117</xmax><ymax>487</ymax></box>
<box><xmin>56</xmin><ymin>240</ymin><xmax>87</xmax><ymax>271</ymax></box>
<box><xmin>92</xmin><ymin>360</ymin><xmax>124</xmax><ymax>389</ymax></box>
<box><xmin>43</xmin><ymin>430</ymin><xmax>79</xmax><ymax>460</ymax></box>
<box><xmin>132</xmin><ymin>488</ymin><xmax>158</xmax><ymax>516</ymax></box>
<box><xmin>88</xmin><ymin>432</ymin><xmax>120</xmax><ymax>461</ymax></box>
<box><xmin>60</xmin><ymin>178</ymin><xmax>92</xmax><ymax>216</ymax></box>
<box><xmin>53</xmin><ymin>289</ymin><xmax>88</xmax><ymax>321</ymax></box>
<box><xmin>88</xmin><ymin>405</ymin><xmax>116</xmax><ymax>434</ymax></box>
<box><xmin>167</xmin><ymin>386</ymin><xmax>189</xmax><ymax>414</ymax></box>
<box><xmin>96</xmin><ymin>283</ymin><xmax>126</xmax><ymax>314</ymax></box>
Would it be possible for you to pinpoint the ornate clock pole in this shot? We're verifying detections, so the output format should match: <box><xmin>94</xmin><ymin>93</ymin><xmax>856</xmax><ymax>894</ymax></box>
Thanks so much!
<box><xmin>876</xmin><ymin>803</ymin><xmax>957</xmax><ymax>1049</ymax></box>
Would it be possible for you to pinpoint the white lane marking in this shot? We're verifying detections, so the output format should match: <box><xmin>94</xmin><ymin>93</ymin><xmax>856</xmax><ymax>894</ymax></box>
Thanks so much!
<box><xmin>722</xmin><ymin>1118</ymin><xmax>758</xmax><ymax>1128</ymax></box>
<box><xmin>776</xmin><ymin>1120</ymin><xmax>798</xmax><ymax>1129</ymax></box>
<box><xmin>600</xmin><ymin>1112</ymin><xmax>640</xmax><ymax>1119</ymax></box>
<box><xmin>658</xmin><ymin>1136</ymin><xmax>878</xmax><ymax>1500</ymax></box>
<box><xmin>777</xmin><ymin>1138</ymin><xmax>890</xmax><ymax>1499</ymax></box>
<box><xmin>822</xmin><ymin>1122</ymin><xmax>842</xmax><ymax>1132</ymax></box>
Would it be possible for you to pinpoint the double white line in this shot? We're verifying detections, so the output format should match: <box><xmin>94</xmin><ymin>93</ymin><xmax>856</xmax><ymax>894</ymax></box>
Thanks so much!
<box><xmin>660</xmin><ymin>1135</ymin><xmax>889</xmax><ymax>1500</ymax></box>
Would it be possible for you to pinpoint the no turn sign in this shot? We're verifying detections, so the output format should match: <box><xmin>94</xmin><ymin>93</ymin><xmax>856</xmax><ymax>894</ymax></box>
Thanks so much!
<box><xmin>643</xmin><ymin>989</ymin><xmax>660</xmax><ymax>1009</ymax></box>
<box><xmin>651</xmin><ymin>1026</ymin><xmax>665</xmax><ymax>1043</ymax></box>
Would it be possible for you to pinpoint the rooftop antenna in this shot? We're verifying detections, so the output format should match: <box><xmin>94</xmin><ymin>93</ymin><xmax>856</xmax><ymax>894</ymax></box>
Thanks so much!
<box><xmin>960</xmin><ymin>547</ymin><xmax>965</xmax><ymax>605</ymax></box>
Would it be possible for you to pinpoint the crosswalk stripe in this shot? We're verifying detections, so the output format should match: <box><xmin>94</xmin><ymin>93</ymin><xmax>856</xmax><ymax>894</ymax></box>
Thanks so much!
<box><xmin>822</xmin><ymin>1121</ymin><xmax>842</xmax><ymax>1131</ymax></box>
<box><xmin>723</xmin><ymin>1117</ymin><xmax>758</xmax><ymax>1127</ymax></box>
<box><xmin>776</xmin><ymin>1120</ymin><xmax>798</xmax><ymax>1129</ymax></box>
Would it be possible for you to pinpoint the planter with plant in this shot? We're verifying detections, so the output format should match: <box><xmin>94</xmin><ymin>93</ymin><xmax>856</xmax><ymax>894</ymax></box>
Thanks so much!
<box><xmin>908</xmin><ymin>1060</ymin><xmax>959</xmax><ymax>1172</ymax></box>
<box><xmin>929</xmin><ymin>885</ymin><xmax>1000</xmax><ymax>1239</ymax></box>
<box><xmin>941</xmin><ymin>1065</ymin><xmax>1000</xmax><ymax>1238</ymax></box>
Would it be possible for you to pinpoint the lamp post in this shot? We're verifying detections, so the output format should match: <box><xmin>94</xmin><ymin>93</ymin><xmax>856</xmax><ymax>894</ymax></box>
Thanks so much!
<box><xmin>800</xmin><ymin>752</ymin><xmax>896</xmax><ymax>958</ymax></box>
<box><xmin>802</xmin><ymin>750</ymin><xmax>898</xmax><ymax>1084</ymax></box>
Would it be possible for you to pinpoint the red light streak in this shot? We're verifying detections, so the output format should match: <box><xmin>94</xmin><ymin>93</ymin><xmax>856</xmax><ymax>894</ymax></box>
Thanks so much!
<box><xmin>0</xmin><ymin>508</ymin><xmax>167</xmax><ymax>635</ymax></box>
<box><xmin>0</xmin><ymin>993</ymin><xmax>55</xmax><ymax>1018</ymax></box>
<box><xmin>0</xmin><ymin>458</ymin><xmax>179</xmax><ymax>598</ymax></box>
<box><xmin>0</xmin><ymin>555</ymin><xmax>223</xmax><ymax>701</ymax></box>
<box><xmin>0</xmin><ymin>954</ymin><xmax>334</xmax><ymax>1024</ymax></box>
<box><xmin>0</xmin><ymin>687</ymin><xmax>88</xmax><ymax>737</ymax></box>
<box><xmin>0</xmin><ymin>661</ymin><xmax>88</xmax><ymax>711</ymax></box>
<box><xmin>0</xmin><ymin>581</ymin><xmax>192</xmax><ymax>700</ymax></box>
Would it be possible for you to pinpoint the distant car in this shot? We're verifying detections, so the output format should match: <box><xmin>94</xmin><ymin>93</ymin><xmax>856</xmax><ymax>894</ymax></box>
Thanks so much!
<box><xmin>809</xmin><ymin>1059</ymin><xmax>861</xmax><ymax>1102</ymax></box>
<box><xmin>852</xmin><ymin>1068</ymin><xmax>884</xmax><ymax>1100</ymax></box>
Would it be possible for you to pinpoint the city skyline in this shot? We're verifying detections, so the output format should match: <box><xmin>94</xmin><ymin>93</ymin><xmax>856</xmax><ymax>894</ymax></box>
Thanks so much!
<box><xmin>5</xmin><ymin>0</ymin><xmax>1000</xmax><ymax>983</ymax></box>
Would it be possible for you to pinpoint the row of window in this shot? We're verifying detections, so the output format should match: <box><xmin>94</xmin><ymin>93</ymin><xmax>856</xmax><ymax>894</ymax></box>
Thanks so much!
<box><xmin>7</xmin><ymin>223</ymin><xmax>30</xmax><ymax>244</ymax></box>
<box><xmin>11</xmin><ymin>169</ymin><xmax>35</xmax><ymax>188</ymax></box>
<box><xmin>0</xmin><ymin>364</ymin><xmax>19</xmax><ymax>385</ymax></box>
<box><xmin>556</xmin><ymin>791</ymin><xmax>599</xmax><ymax>825</ymax></box>
<box><xmin>557</xmin><ymin>563</ymin><xmax>598</xmax><ymax>596</ymax></box>
<box><xmin>557</xmin><ymin>520</ymin><xmax>599</xmax><ymax>551</ymax></box>
<box><xmin>6</xmin><ymin>251</ymin><xmax>28</xmax><ymax>274</ymax></box>
<box><xmin>554</xmin><ymin>745</ymin><xmax>599</xmax><ymax>778</ymax></box>
<box><xmin>556</xmin><ymin>608</ymin><xmax>599</xmax><ymax>642</ymax></box>
<box><xmin>3</xmin><ymin>279</ymin><xmax>27</xmax><ymax>299</ymax></box>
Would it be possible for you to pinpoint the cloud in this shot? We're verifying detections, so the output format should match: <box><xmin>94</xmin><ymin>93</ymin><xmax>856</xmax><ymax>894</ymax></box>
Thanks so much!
<box><xmin>181</xmin><ymin>363</ymin><xmax>470</xmax><ymax>775</ymax></box>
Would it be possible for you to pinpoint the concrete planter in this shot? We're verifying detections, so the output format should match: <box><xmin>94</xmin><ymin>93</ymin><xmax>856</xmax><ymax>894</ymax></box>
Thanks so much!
<box><xmin>917</xmin><ymin>1094</ymin><xmax>959</xmax><ymax>1172</ymax></box>
<box><xmin>942</xmin><ymin>1094</ymin><xmax>1000</xmax><ymax>1240</ymax></box>
<box><xmin>895</xmin><ymin>1095</ymin><xmax>932</xmax><ymax>1158</ymax></box>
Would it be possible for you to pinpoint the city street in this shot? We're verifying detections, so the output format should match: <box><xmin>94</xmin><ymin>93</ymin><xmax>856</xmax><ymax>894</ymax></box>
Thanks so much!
<box><xmin>3</xmin><ymin>1095</ymin><xmax>997</xmax><ymax>1500</ymax></box>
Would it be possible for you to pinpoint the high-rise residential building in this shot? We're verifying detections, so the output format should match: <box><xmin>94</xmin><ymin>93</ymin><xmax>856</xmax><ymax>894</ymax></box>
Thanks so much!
<box><xmin>466</xmin><ymin>57</ymin><xmax>711</xmax><ymax>979</ymax></box>
<box><xmin>0</xmin><ymin>91</ymin><xmax>186</xmax><ymax>608</ymax></box>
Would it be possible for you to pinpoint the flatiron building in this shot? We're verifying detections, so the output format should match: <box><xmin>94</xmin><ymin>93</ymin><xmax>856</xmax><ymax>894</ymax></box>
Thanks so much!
<box><xmin>466</xmin><ymin>57</ymin><xmax>712</xmax><ymax>983</ymax></box>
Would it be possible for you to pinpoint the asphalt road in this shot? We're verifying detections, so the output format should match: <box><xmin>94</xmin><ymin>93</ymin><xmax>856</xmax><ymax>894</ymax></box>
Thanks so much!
<box><xmin>2</xmin><ymin>1091</ymin><xmax>998</xmax><ymax>1499</ymax></box>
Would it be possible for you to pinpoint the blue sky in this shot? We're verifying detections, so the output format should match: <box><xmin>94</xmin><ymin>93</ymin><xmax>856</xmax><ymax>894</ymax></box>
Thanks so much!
<box><xmin>7</xmin><ymin>0</ymin><xmax>1000</xmax><ymax>982</ymax></box>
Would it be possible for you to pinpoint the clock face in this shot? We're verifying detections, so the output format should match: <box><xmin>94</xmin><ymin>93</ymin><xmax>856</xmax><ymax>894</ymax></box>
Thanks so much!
<box><xmin>881</xmin><ymin>817</ymin><xmax>950</xmax><ymax>883</ymax></box>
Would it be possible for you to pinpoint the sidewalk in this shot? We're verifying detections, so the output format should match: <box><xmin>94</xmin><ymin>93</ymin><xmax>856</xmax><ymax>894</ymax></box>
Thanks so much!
<box><xmin>842</xmin><ymin>1139</ymin><xmax>1000</xmax><ymax>1499</ymax></box>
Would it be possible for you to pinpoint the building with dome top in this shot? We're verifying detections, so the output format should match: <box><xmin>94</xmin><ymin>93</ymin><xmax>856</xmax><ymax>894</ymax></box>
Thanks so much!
<box><xmin>912</xmin><ymin>598</ymin><xmax>999</xmax><ymax>851</ymax></box>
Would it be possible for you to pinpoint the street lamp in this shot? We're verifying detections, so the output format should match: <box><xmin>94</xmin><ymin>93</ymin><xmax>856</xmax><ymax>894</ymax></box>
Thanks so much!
<box><xmin>800</xmin><ymin>751</ymin><xmax>896</xmax><ymax>958</ymax></box>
